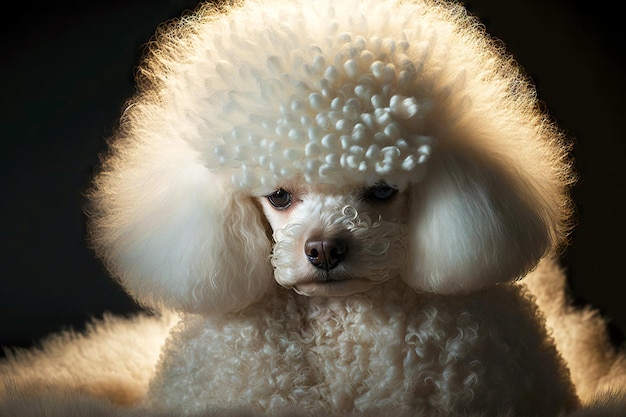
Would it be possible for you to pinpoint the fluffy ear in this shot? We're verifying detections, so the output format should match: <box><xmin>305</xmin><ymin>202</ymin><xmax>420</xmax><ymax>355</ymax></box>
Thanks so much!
<box><xmin>404</xmin><ymin>144</ymin><xmax>568</xmax><ymax>294</ymax></box>
<box><xmin>88</xmin><ymin>138</ymin><xmax>274</xmax><ymax>315</ymax></box>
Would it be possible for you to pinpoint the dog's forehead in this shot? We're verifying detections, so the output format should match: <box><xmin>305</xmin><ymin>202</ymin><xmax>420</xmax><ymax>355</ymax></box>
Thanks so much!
<box><xmin>187</xmin><ymin>3</ymin><xmax>440</xmax><ymax>194</ymax></box>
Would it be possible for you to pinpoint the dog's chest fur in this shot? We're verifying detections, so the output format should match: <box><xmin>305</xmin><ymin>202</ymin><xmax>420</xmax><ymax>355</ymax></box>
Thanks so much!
<box><xmin>147</xmin><ymin>280</ymin><xmax>577</xmax><ymax>416</ymax></box>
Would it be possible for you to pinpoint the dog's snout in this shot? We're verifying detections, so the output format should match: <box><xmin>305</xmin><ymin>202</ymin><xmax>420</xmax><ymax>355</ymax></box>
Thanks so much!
<box><xmin>305</xmin><ymin>237</ymin><xmax>348</xmax><ymax>271</ymax></box>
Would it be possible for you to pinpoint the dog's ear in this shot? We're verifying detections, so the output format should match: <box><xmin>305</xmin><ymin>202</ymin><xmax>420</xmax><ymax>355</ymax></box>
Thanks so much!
<box><xmin>403</xmin><ymin>138</ymin><xmax>570</xmax><ymax>294</ymax></box>
<box><xmin>88</xmin><ymin>139</ymin><xmax>274</xmax><ymax>315</ymax></box>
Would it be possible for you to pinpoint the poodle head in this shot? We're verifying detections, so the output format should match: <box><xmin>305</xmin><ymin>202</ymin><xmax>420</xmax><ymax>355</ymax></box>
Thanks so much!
<box><xmin>89</xmin><ymin>0</ymin><xmax>573</xmax><ymax>314</ymax></box>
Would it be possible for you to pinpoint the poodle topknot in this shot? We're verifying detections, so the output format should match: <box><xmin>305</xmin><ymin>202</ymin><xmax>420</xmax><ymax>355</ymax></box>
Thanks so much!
<box><xmin>89</xmin><ymin>0</ymin><xmax>573</xmax><ymax>317</ymax></box>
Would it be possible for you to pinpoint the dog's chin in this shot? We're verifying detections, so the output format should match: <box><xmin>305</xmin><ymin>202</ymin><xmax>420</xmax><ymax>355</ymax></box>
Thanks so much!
<box><xmin>291</xmin><ymin>278</ymin><xmax>375</xmax><ymax>297</ymax></box>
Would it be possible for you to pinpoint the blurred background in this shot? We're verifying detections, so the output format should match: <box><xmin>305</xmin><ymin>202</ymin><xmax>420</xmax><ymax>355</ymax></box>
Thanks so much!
<box><xmin>1</xmin><ymin>0</ymin><xmax>624</xmax><ymax>354</ymax></box>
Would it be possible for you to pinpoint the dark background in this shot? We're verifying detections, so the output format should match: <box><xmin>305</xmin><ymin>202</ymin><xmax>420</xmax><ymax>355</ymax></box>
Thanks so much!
<box><xmin>1</xmin><ymin>0</ymin><xmax>624</xmax><ymax>353</ymax></box>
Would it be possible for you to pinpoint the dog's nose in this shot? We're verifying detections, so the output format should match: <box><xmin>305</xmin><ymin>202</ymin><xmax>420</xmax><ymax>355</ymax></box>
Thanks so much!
<box><xmin>305</xmin><ymin>238</ymin><xmax>348</xmax><ymax>271</ymax></box>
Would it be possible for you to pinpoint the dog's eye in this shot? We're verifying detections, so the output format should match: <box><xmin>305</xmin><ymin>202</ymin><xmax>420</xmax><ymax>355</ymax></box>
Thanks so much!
<box><xmin>267</xmin><ymin>189</ymin><xmax>292</xmax><ymax>209</ymax></box>
<box><xmin>367</xmin><ymin>182</ymin><xmax>398</xmax><ymax>201</ymax></box>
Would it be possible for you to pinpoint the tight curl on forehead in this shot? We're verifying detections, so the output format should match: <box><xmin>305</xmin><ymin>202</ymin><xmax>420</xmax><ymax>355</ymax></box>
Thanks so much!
<box><xmin>210</xmin><ymin>34</ymin><xmax>435</xmax><ymax>192</ymax></box>
<box><xmin>163</xmin><ymin>0</ymin><xmax>485</xmax><ymax>195</ymax></box>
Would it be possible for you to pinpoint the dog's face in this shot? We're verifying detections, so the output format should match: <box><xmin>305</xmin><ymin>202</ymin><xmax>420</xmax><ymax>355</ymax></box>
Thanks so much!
<box><xmin>258</xmin><ymin>181</ymin><xmax>409</xmax><ymax>297</ymax></box>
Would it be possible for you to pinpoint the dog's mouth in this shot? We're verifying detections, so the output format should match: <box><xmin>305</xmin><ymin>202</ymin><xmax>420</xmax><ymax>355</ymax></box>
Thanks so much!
<box><xmin>292</xmin><ymin>272</ymin><xmax>375</xmax><ymax>297</ymax></box>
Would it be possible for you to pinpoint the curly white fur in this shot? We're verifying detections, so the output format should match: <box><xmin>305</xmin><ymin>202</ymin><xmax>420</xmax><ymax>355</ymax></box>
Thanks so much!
<box><xmin>145</xmin><ymin>281</ymin><xmax>577</xmax><ymax>416</ymax></box>
<box><xmin>6</xmin><ymin>0</ymin><xmax>626</xmax><ymax>416</ymax></box>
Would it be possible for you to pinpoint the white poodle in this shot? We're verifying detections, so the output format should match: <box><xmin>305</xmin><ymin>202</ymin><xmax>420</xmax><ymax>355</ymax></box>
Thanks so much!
<box><xmin>2</xmin><ymin>0</ymin><xmax>626</xmax><ymax>416</ymax></box>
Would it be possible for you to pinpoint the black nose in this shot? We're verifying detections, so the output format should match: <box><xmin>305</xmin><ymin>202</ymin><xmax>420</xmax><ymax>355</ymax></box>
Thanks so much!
<box><xmin>305</xmin><ymin>237</ymin><xmax>348</xmax><ymax>270</ymax></box>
